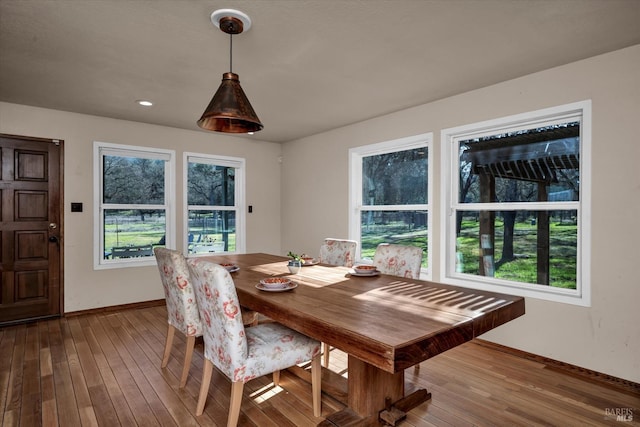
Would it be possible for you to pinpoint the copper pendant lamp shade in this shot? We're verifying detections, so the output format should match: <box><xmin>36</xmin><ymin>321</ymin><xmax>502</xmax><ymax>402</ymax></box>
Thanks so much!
<box><xmin>198</xmin><ymin>10</ymin><xmax>263</xmax><ymax>133</ymax></box>
<box><xmin>198</xmin><ymin>72</ymin><xmax>263</xmax><ymax>133</ymax></box>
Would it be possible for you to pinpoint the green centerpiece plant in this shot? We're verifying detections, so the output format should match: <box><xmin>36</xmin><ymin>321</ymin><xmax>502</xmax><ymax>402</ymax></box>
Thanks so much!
<box><xmin>287</xmin><ymin>251</ymin><xmax>304</xmax><ymax>274</ymax></box>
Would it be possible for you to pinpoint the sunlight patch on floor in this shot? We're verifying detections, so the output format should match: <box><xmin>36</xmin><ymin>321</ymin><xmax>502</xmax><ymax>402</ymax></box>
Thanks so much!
<box><xmin>250</xmin><ymin>382</ymin><xmax>284</xmax><ymax>403</ymax></box>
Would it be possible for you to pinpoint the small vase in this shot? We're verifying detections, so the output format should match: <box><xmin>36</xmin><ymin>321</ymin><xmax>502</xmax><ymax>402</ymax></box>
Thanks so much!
<box><xmin>287</xmin><ymin>260</ymin><xmax>302</xmax><ymax>274</ymax></box>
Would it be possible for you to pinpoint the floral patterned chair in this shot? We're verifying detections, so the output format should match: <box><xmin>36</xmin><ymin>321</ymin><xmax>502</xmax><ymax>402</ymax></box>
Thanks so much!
<box><xmin>153</xmin><ymin>247</ymin><xmax>257</xmax><ymax>388</ymax></box>
<box><xmin>318</xmin><ymin>238</ymin><xmax>357</xmax><ymax>268</ymax></box>
<box><xmin>372</xmin><ymin>243</ymin><xmax>424</xmax><ymax>373</ymax></box>
<box><xmin>372</xmin><ymin>243</ymin><xmax>423</xmax><ymax>279</ymax></box>
<box><xmin>187</xmin><ymin>259</ymin><xmax>322</xmax><ymax>425</ymax></box>
<box><xmin>154</xmin><ymin>247</ymin><xmax>203</xmax><ymax>388</ymax></box>
<box><xmin>318</xmin><ymin>238</ymin><xmax>358</xmax><ymax>367</ymax></box>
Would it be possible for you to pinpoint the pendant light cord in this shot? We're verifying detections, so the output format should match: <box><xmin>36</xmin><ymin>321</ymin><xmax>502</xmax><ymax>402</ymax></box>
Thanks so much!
<box><xmin>229</xmin><ymin>33</ymin><xmax>233</xmax><ymax>73</ymax></box>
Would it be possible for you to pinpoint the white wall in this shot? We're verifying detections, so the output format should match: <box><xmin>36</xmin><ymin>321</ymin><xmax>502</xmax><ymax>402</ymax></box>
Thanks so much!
<box><xmin>0</xmin><ymin>104</ymin><xmax>283</xmax><ymax>312</ymax></box>
<box><xmin>281</xmin><ymin>45</ymin><xmax>640</xmax><ymax>383</ymax></box>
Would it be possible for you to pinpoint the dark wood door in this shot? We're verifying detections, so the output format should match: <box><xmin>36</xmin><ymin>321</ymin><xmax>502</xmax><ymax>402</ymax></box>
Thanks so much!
<box><xmin>0</xmin><ymin>134</ymin><xmax>63</xmax><ymax>325</ymax></box>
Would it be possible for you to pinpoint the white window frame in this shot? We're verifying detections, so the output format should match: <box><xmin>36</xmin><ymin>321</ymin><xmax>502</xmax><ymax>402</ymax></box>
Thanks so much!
<box><xmin>349</xmin><ymin>132</ymin><xmax>433</xmax><ymax>279</ymax></box>
<box><xmin>440</xmin><ymin>100</ymin><xmax>591</xmax><ymax>306</ymax></box>
<box><xmin>183</xmin><ymin>152</ymin><xmax>246</xmax><ymax>255</ymax></box>
<box><xmin>93</xmin><ymin>142</ymin><xmax>176</xmax><ymax>269</ymax></box>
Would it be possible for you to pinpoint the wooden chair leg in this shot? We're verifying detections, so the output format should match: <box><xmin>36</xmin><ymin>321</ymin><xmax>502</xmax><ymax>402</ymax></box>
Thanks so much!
<box><xmin>179</xmin><ymin>335</ymin><xmax>196</xmax><ymax>388</ymax></box>
<box><xmin>312</xmin><ymin>353</ymin><xmax>322</xmax><ymax>417</ymax></box>
<box><xmin>323</xmin><ymin>342</ymin><xmax>330</xmax><ymax>367</ymax></box>
<box><xmin>228</xmin><ymin>381</ymin><xmax>245</xmax><ymax>427</ymax></box>
<box><xmin>196</xmin><ymin>359</ymin><xmax>214</xmax><ymax>416</ymax></box>
<box><xmin>272</xmin><ymin>370</ymin><xmax>280</xmax><ymax>386</ymax></box>
<box><xmin>161</xmin><ymin>324</ymin><xmax>176</xmax><ymax>368</ymax></box>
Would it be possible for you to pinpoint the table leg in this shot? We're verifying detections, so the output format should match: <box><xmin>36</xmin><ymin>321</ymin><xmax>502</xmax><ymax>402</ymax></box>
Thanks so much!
<box><xmin>347</xmin><ymin>355</ymin><xmax>404</xmax><ymax>417</ymax></box>
<box><xmin>317</xmin><ymin>355</ymin><xmax>404</xmax><ymax>425</ymax></box>
<box><xmin>319</xmin><ymin>356</ymin><xmax>431</xmax><ymax>426</ymax></box>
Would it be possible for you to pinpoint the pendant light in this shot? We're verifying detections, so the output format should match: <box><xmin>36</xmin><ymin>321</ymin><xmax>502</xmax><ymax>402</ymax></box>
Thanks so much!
<box><xmin>197</xmin><ymin>9</ymin><xmax>263</xmax><ymax>133</ymax></box>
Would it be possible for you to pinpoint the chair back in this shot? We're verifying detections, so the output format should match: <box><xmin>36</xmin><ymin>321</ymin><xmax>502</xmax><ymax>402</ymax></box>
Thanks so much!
<box><xmin>373</xmin><ymin>243</ymin><xmax>423</xmax><ymax>279</ymax></box>
<box><xmin>319</xmin><ymin>238</ymin><xmax>357</xmax><ymax>267</ymax></box>
<box><xmin>154</xmin><ymin>247</ymin><xmax>202</xmax><ymax>336</ymax></box>
<box><xmin>187</xmin><ymin>259</ymin><xmax>248</xmax><ymax>381</ymax></box>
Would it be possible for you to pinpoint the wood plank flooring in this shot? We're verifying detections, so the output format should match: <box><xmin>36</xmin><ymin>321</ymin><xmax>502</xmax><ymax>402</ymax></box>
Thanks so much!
<box><xmin>1</xmin><ymin>306</ymin><xmax>638</xmax><ymax>426</ymax></box>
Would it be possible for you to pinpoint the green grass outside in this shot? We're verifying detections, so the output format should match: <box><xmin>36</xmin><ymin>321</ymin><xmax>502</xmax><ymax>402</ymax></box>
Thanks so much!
<box><xmin>456</xmin><ymin>218</ymin><xmax>577</xmax><ymax>289</ymax></box>
<box><xmin>104</xmin><ymin>222</ymin><xmax>236</xmax><ymax>254</ymax></box>
<box><xmin>361</xmin><ymin>218</ymin><xmax>577</xmax><ymax>289</ymax></box>
<box><xmin>105</xmin><ymin>226</ymin><xmax>164</xmax><ymax>249</ymax></box>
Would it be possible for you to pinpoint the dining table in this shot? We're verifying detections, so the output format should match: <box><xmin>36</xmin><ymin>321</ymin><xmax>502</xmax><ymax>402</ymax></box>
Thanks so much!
<box><xmin>201</xmin><ymin>253</ymin><xmax>525</xmax><ymax>426</ymax></box>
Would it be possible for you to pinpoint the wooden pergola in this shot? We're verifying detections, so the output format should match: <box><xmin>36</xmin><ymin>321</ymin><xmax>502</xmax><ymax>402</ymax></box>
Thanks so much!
<box><xmin>461</xmin><ymin>124</ymin><xmax>580</xmax><ymax>284</ymax></box>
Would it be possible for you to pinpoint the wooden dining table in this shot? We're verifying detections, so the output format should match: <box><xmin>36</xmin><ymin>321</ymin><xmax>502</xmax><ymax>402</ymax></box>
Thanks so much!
<box><xmin>202</xmin><ymin>253</ymin><xmax>525</xmax><ymax>426</ymax></box>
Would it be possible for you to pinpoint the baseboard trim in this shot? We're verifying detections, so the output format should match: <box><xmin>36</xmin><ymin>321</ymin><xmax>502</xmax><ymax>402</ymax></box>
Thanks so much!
<box><xmin>474</xmin><ymin>339</ymin><xmax>640</xmax><ymax>396</ymax></box>
<box><xmin>65</xmin><ymin>299</ymin><xmax>166</xmax><ymax>317</ymax></box>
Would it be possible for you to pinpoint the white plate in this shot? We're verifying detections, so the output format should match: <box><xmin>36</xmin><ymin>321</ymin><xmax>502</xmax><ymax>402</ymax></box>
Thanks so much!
<box><xmin>352</xmin><ymin>265</ymin><xmax>378</xmax><ymax>274</ymax></box>
<box><xmin>350</xmin><ymin>270</ymin><xmax>380</xmax><ymax>277</ymax></box>
<box><xmin>256</xmin><ymin>282</ymin><xmax>298</xmax><ymax>292</ymax></box>
<box><xmin>301</xmin><ymin>259</ymin><xmax>319</xmax><ymax>266</ymax></box>
<box><xmin>220</xmin><ymin>264</ymin><xmax>239</xmax><ymax>273</ymax></box>
<box><xmin>260</xmin><ymin>277</ymin><xmax>292</xmax><ymax>287</ymax></box>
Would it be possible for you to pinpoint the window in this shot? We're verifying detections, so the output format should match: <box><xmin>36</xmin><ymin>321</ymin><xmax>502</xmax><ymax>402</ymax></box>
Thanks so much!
<box><xmin>184</xmin><ymin>153</ymin><xmax>245</xmax><ymax>255</ymax></box>
<box><xmin>94</xmin><ymin>142</ymin><xmax>175</xmax><ymax>269</ymax></box>
<box><xmin>441</xmin><ymin>101</ymin><xmax>591</xmax><ymax>305</ymax></box>
<box><xmin>349</xmin><ymin>133</ymin><xmax>432</xmax><ymax>277</ymax></box>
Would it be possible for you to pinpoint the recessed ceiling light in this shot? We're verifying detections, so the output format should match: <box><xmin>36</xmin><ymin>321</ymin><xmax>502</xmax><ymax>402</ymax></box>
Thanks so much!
<box><xmin>136</xmin><ymin>100</ymin><xmax>153</xmax><ymax>107</ymax></box>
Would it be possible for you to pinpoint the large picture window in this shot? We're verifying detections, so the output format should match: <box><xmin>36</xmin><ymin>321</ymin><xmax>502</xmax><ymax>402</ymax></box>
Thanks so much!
<box><xmin>94</xmin><ymin>142</ymin><xmax>175</xmax><ymax>269</ymax></box>
<box><xmin>441</xmin><ymin>101</ymin><xmax>591</xmax><ymax>305</ymax></box>
<box><xmin>184</xmin><ymin>153</ymin><xmax>245</xmax><ymax>255</ymax></box>
<box><xmin>349</xmin><ymin>133</ymin><xmax>432</xmax><ymax>277</ymax></box>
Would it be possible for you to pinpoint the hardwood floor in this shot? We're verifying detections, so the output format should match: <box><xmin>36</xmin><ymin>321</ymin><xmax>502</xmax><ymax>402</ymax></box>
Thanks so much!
<box><xmin>1</xmin><ymin>306</ymin><xmax>638</xmax><ymax>426</ymax></box>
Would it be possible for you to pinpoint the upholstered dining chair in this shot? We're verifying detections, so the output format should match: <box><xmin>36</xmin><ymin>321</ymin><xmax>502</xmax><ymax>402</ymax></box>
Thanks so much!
<box><xmin>372</xmin><ymin>243</ymin><xmax>424</xmax><ymax>372</ymax></box>
<box><xmin>187</xmin><ymin>259</ymin><xmax>322</xmax><ymax>425</ymax></box>
<box><xmin>318</xmin><ymin>238</ymin><xmax>358</xmax><ymax>367</ymax></box>
<box><xmin>318</xmin><ymin>238</ymin><xmax>357</xmax><ymax>268</ymax></box>
<box><xmin>154</xmin><ymin>247</ymin><xmax>203</xmax><ymax>388</ymax></box>
<box><xmin>153</xmin><ymin>247</ymin><xmax>257</xmax><ymax>388</ymax></box>
<box><xmin>372</xmin><ymin>243</ymin><xmax>423</xmax><ymax>279</ymax></box>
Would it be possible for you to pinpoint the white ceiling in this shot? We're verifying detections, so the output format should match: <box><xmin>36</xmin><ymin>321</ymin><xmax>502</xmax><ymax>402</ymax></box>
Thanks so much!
<box><xmin>1</xmin><ymin>0</ymin><xmax>639</xmax><ymax>143</ymax></box>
